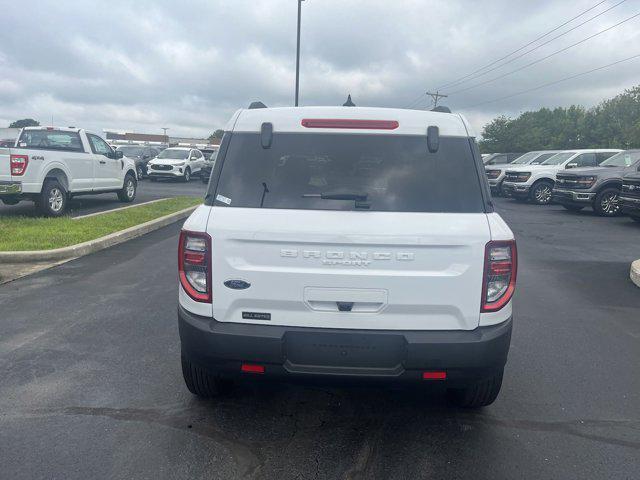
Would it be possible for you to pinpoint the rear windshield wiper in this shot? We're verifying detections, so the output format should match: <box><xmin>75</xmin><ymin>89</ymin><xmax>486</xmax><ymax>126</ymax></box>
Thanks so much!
<box><xmin>302</xmin><ymin>192</ymin><xmax>368</xmax><ymax>201</ymax></box>
<box><xmin>302</xmin><ymin>192</ymin><xmax>370</xmax><ymax>209</ymax></box>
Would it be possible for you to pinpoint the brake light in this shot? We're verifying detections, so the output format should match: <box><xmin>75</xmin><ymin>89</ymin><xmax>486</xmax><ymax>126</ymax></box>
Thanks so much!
<box><xmin>241</xmin><ymin>364</ymin><xmax>265</xmax><ymax>374</ymax></box>
<box><xmin>179</xmin><ymin>230</ymin><xmax>212</xmax><ymax>303</ymax></box>
<box><xmin>301</xmin><ymin>119</ymin><xmax>399</xmax><ymax>130</ymax></box>
<box><xmin>481</xmin><ymin>240</ymin><xmax>517</xmax><ymax>312</ymax></box>
<box><xmin>10</xmin><ymin>154</ymin><xmax>29</xmax><ymax>176</ymax></box>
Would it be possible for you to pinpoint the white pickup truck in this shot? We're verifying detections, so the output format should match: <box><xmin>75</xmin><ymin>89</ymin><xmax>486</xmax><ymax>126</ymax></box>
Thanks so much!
<box><xmin>0</xmin><ymin>127</ymin><xmax>138</xmax><ymax>216</ymax></box>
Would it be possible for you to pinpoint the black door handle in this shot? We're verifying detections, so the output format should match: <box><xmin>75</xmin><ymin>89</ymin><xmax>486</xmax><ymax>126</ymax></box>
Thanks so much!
<box><xmin>99</xmin><ymin>160</ymin><xmax>106</xmax><ymax>164</ymax></box>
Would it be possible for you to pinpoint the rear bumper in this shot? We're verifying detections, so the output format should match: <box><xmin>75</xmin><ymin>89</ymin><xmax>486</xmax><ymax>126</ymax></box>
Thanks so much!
<box><xmin>552</xmin><ymin>188</ymin><xmax>595</xmax><ymax>204</ymax></box>
<box><xmin>178</xmin><ymin>306</ymin><xmax>512</xmax><ymax>385</ymax></box>
<box><xmin>502</xmin><ymin>182</ymin><xmax>530</xmax><ymax>197</ymax></box>
<box><xmin>0</xmin><ymin>180</ymin><xmax>22</xmax><ymax>195</ymax></box>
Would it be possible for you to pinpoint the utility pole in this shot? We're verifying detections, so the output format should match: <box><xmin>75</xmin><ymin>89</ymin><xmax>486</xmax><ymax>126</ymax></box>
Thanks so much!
<box><xmin>161</xmin><ymin>128</ymin><xmax>169</xmax><ymax>144</ymax></box>
<box><xmin>295</xmin><ymin>0</ymin><xmax>305</xmax><ymax>106</ymax></box>
<box><xmin>426</xmin><ymin>91</ymin><xmax>448</xmax><ymax>108</ymax></box>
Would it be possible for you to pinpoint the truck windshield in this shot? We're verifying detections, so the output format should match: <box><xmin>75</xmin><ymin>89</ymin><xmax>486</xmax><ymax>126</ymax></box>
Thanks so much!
<box><xmin>209</xmin><ymin>133</ymin><xmax>485</xmax><ymax>213</ymax></box>
<box><xmin>510</xmin><ymin>152</ymin><xmax>540</xmax><ymax>164</ymax></box>
<box><xmin>600</xmin><ymin>151</ymin><xmax>640</xmax><ymax>167</ymax></box>
<box><xmin>541</xmin><ymin>152</ymin><xmax>576</xmax><ymax>165</ymax></box>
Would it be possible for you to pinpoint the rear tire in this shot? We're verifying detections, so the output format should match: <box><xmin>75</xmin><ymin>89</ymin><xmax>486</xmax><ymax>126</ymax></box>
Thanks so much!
<box><xmin>181</xmin><ymin>355</ymin><xmax>232</xmax><ymax>398</ymax></box>
<box><xmin>38</xmin><ymin>179</ymin><xmax>67</xmax><ymax>217</ymax></box>
<box><xmin>593</xmin><ymin>187</ymin><xmax>621</xmax><ymax>217</ymax></box>
<box><xmin>117</xmin><ymin>173</ymin><xmax>137</xmax><ymax>203</ymax></box>
<box><xmin>562</xmin><ymin>204</ymin><xmax>584</xmax><ymax>212</ymax></box>
<box><xmin>183</xmin><ymin>168</ymin><xmax>191</xmax><ymax>183</ymax></box>
<box><xmin>529</xmin><ymin>180</ymin><xmax>554</xmax><ymax>205</ymax></box>
<box><xmin>137</xmin><ymin>165</ymin><xmax>145</xmax><ymax>180</ymax></box>
<box><xmin>447</xmin><ymin>370</ymin><xmax>503</xmax><ymax>408</ymax></box>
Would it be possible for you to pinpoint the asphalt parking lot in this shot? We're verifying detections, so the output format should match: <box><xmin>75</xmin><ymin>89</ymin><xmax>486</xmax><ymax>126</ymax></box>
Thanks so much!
<box><xmin>0</xmin><ymin>177</ymin><xmax>207</xmax><ymax>217</ymax></box>
<box><xmin>0</xmin><ymin>197</ymin><xmax>638</xmax><ymax>479</ymax></box>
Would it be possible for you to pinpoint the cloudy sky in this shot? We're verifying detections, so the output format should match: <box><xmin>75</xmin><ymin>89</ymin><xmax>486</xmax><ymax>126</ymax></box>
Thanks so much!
<box><xmin>0</xmin><ymin>0</ymin><xmax>638</xmax><ymax>138</ymax></box>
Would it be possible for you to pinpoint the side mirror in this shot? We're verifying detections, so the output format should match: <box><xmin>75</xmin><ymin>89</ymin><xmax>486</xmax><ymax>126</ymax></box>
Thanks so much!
<box><xmin>427</xmin><ymin>125</ymin><xmax>439</xmax><ymax>153</ymax></box>
<box><xmin>566</xmin><ymin>162</ymin><xmax>577</xmax><ymax>169</ymax></box>
<box><xmin>110</xmin><ymin>150</ymin><xmax>123</xmax><ymax>159</ymax></box>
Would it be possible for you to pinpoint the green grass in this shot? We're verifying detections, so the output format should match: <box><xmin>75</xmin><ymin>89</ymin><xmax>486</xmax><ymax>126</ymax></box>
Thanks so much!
<box><xmin>0</xmin><ymin>196</ymin><xmax>202</xmax><ymax>251</ymax></box>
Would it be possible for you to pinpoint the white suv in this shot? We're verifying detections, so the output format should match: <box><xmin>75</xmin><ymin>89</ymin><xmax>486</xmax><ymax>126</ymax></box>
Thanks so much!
<box><xmin>502</xmin><ymin>149</ymin><xmax>621</xmax><ymax>204</ymax></box>
<box><xmin>147</xmin><ymin>147</ymin><xmax>205</xmax><ymax>182</ymax></box>
<box><xmin>178</xmin><ymin>106</ymin><xmax>517</xmax><ymax>407</ymax></box>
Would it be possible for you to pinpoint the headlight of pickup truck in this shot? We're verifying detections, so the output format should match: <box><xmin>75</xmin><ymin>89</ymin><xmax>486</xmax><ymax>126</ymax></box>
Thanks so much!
<box><xmin>574</xmin><ymin>176</ymin><xmax>597</xmax><ymax>188</ymax></box>
<box><xmin>485</xmin><ymin>169</ymin><xmax>501</xmax><ymax>179</ymax></box>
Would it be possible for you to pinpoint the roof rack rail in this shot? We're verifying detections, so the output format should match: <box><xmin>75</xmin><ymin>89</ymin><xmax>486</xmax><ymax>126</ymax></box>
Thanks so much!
<box><xmin>249</xmin><ymin>101</ymin><xmax>267</xmax><ymax>109</ymax></box>
<box><xmin>431</xmin><ymin>105</ymin><xmax>451</xmax><ymax>113</ymax></box>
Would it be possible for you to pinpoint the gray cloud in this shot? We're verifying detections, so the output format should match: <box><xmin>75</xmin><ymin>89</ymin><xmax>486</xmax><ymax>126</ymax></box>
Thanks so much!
<box><xmin>0</xmin><ymin>0</ymin><xmax>638</xmax><ymax>137</ymax></box>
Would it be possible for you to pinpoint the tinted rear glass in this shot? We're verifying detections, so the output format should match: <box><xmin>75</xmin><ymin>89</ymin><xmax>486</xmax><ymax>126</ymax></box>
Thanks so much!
<box><xmin>210</xmin><ymin>133</ymin><xmax>484</xmax><ymax>213</ymax></box>
<box><xmin>17</xmin><ymin>130</ymin><xmax>83</xmax><ymax>152</ymax></box>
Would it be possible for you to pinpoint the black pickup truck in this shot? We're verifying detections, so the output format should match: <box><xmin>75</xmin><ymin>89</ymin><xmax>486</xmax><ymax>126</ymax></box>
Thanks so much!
<box><xmin>620</xmin><ymin>171</ymin><xmax>640</xmax><ymax>223</ymax></box>
<box><xmin>552</xmin><ymin>150</ymin><xmax>640</xmax><ymax>217</ymax></box>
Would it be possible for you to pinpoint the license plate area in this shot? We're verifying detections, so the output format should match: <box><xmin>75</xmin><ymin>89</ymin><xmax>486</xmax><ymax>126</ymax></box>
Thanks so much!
<box><xmin>284</xmin><ymin>331</ymin><xmax>406</xmax><ymax>376</ymax></box>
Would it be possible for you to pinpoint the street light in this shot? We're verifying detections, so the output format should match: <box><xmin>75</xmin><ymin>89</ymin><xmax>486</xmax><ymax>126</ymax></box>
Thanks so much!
<box><xmin>295</xmin><ymin>0</ymin><xmax>305</xmax><ymax>106</ymax></box>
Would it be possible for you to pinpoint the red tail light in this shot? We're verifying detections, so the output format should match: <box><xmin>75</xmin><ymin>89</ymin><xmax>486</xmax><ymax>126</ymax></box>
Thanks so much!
<box><xmin>481</xmin><ymin>240</ymin><xmax>517</xmax><ymax>312</ymax></box>
<box><xmin>179</xmin><ymin>230</ymin><xmax>212</xmax><ymax>303</ymax></box>
<box><xmin>10</xmin><ymin>154</ymin><xmax>29</xmax><ymax>176</ymax></box>
<box><xmin>301</xmin><ymin>119</ymin><xmax>399</xmax><ymax>130</ymax></box>
<box><xmin>241</xmin><ymin>364</ymin><xmax>265</xmax><ymax>374</ymax></box>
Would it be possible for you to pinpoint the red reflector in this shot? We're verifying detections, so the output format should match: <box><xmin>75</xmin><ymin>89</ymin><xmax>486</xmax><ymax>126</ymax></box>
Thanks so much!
<box><xmin>241</xmin><ymin>364</ymin><xmax>265</xmax><ymax>374</ymax></box>
<box><xmin>422</xmin><ymin>371</ymin><xmax>447</xmax><ymax>380</ymax></box>
<box><xmin>184</xmin><ymin>251</ymin><xmax>205</xmax><ymax>265</ymax></box>
<box><xmin>301</xmin><ymin>119</ymin><xmax>399</xmax><ymax>130</ymax></box>
<box><xmin>489</xmin><ymin>260</ymin><xmax>512</xmax><ymax>275</ymax></box>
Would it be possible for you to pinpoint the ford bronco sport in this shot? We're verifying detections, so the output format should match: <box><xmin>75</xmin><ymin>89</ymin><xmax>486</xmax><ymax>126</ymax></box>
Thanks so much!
<box><xmin>178</xmin><ymin>106</ymin><xmax>517</xmax><ymax>408</ymax></box>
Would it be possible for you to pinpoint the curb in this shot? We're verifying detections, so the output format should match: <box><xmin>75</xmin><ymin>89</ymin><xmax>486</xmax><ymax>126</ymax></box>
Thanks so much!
<box><xmin>0</xmin><ymin>205</ymin><xmax>198</xmax><ymax>264</ymax></box>
<box><xmin>71</xmin><ymin>198</ymin><xmax>167</xmax><ymax>221</ymax></box>
<box><xmin>631</xmin><ymin>259</ymin><xmax>640</xmax><ymax>288</ymax></box>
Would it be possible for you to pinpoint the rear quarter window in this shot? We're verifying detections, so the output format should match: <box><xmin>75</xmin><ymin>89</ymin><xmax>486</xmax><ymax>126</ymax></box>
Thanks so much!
<box><xmin>208</xmin><ymin>132</ymin><xmax>485</xmax><ymax>213</ymax></box>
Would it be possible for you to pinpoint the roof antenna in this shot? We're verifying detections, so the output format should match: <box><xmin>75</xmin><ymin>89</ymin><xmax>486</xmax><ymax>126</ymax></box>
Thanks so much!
<box><xmin>343</xmin><ymin>94</ymin><xmax>355</xmax><ymax>107</ymax></box>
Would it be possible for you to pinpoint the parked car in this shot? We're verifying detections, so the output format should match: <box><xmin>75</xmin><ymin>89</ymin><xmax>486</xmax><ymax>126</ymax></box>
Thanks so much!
<box><xmin>485</xmin><ymin>150</ymin><xmax>563</xmax><ymax>196</ymax></box>
<box><xmin>502</xmin><ymin>149</ymin><xmax>621</xmax><ymax>204</ymax></box>
<box><xmin>178</xmin><ymin>105</ymin><xmax>517</xmax><ymax>408</ymax></box>
<box><xmin>483</xmin><ymin>152</ymin><xmax>524</xmax><ymax>165</ymax></box>
<box><xmin>0</xmin><ymin>126</ymin><xmax>137</xmax><ymax>216</ymax></box>
<box><xmin>147</xmin><ymin>147</ymin><xmax>205</xmax><ymax>182</ymax></box>
<box><xmin>552</xmin><ymin>150</ymin><xmax>640</xmax><ymax>216</ymax></box>
<box><xmin>200</xmin><ymin>146</ymin><xmax>220</xmax><ymax>184</ymax></box>
<box><xmin>620</xmin><ymin>171</ymin><xmax>640</xmax><ymax>223</ymax></box>
<box><xmin>116</xmin><ymin>145</ymin><xmax>160</xmax><ymax>179</ymax></box>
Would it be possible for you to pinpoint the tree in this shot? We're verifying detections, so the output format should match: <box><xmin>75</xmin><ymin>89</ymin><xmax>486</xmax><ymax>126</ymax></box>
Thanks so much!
<box><xmin>9</xmin><ymin>118</ymin><xmax>40</xmax><ymax>128</ymax></box>
<box><xmin>208</xmin><ymin>129</ymin><xmax>224</xmax><ymax>142</ymax></box>
<box><xmin>478</xmin><ymin>84</ymin><xmax>640</xmax><ymax>152</ymax></box>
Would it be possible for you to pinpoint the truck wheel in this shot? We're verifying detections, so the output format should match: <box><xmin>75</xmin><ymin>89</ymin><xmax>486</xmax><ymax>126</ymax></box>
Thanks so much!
<box><xmin>562</xmin><ymin>204</ymin><xmax>584</xmax><ymax>212</ymax></box>
<box><xmin>183</xmin><ymin>168</ymin><xmax>191</xmax><ymax>183</ymax></box>
<box><xmin>181</xmin><ymin>355</ymin><xmax>233</xmax><ymax>398</ymax></box>
<box><xmin>593</xmin><ymin>187</ymin><xmax>621</xmax><ymax>217</ymax></box>
<box><xmin>38</xmin><ymin>180</ymin><xmax>68</xmax><ymax>217</ymax></box>
<box><xmin>529</xmin><ymin>180</ymin><xmax>554</xmax><ymax>205</ymax></box>
<box><xmin>117</xmin><ymin>173</ymin><xmax>137</xmax><ymax>203</ymax></box>
<box><xmin>446</xmin><ymin>370</ymin><xmax>503</xmax><ymax>408</ymax></box>
<box><xmin>137</xmin><ymin>165</ymin><xmax>145</xmax><ymax>180</ymax></box>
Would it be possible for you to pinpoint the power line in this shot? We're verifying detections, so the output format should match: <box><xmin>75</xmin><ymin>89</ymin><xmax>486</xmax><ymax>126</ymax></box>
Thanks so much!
<box><xmin>438</xmin><ymin>0</ymin><xmax>627</xmax><ymax>90</ymax></box>
<box><xmin>403</xmin><ymin>93</ymin><xmax>428</xmax><ymax>109</ymax></box>
<box><xmin>447</xmin><ymin>11</ymin><xmax>640</xmax><ymax>95</ymax></box>
<box><xmin>459</xmin><ymin>53</ymin><xmax>640</xmax><ymax>109</ymax></box>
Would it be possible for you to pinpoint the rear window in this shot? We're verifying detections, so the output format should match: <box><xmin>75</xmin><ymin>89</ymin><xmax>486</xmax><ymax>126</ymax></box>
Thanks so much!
<box><xmin>210</xmin><ymin>133</ymin><xmax>485</xmax><ymax>213</ymax></box>
<box><xmin>17</xmin><ymin>130</ymin><xmax>84</xmax><ymax>152</ymax></box>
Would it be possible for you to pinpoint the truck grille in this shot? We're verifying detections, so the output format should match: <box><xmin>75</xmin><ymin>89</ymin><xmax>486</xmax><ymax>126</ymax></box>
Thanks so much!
<box><xmin>621</xmin><ymin>180</ymin><xmax>640</xmax><ymax>199</ymax></box>
<box><xmin>555</xmin><ymin>175</ymin><xmax>579</xmax><ymax>188</ymax></box>
<box><xmin>151</xmin><ymin>164</ymin><xmax>172</xmax><ymax>171</ymax></box>
<box><xmin>504</xmin><ymin>171</ymin><xmax>529</xmax><ymax>183</ymax></box>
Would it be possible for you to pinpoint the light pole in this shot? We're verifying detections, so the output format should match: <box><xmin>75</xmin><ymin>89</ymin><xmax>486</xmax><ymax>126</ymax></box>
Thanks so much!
<box><xmin>161</xmin><ymin>128</ymin><xmax>169</xmax><ymax>144</ymax></box>
<box><xmin>295</xmin><ymin>0</ymin><xmax>305</xmax><ymax>106</ymax></box>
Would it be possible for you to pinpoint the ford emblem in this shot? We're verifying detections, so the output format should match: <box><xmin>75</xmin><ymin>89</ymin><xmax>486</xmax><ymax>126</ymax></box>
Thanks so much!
<box><xmin>224</xmin><ymin>279</ymin><xmax>251</xmax><ymax>290</ymax></box>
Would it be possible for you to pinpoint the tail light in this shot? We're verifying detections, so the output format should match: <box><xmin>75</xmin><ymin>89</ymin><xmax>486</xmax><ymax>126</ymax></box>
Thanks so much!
<box><xmin>10</xmin><ymin>154</ymin><xmax>29</xmax><ymax>176</ymax></box>
<box><xmin>179</xmin><ymin>230</ymin><xmax>212</xmax><ymax>303</ymax></box>
<box><xmin>481</xmin><ymin>240</ymin><xmax>517</xmax><ymax>312</ymax></box>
